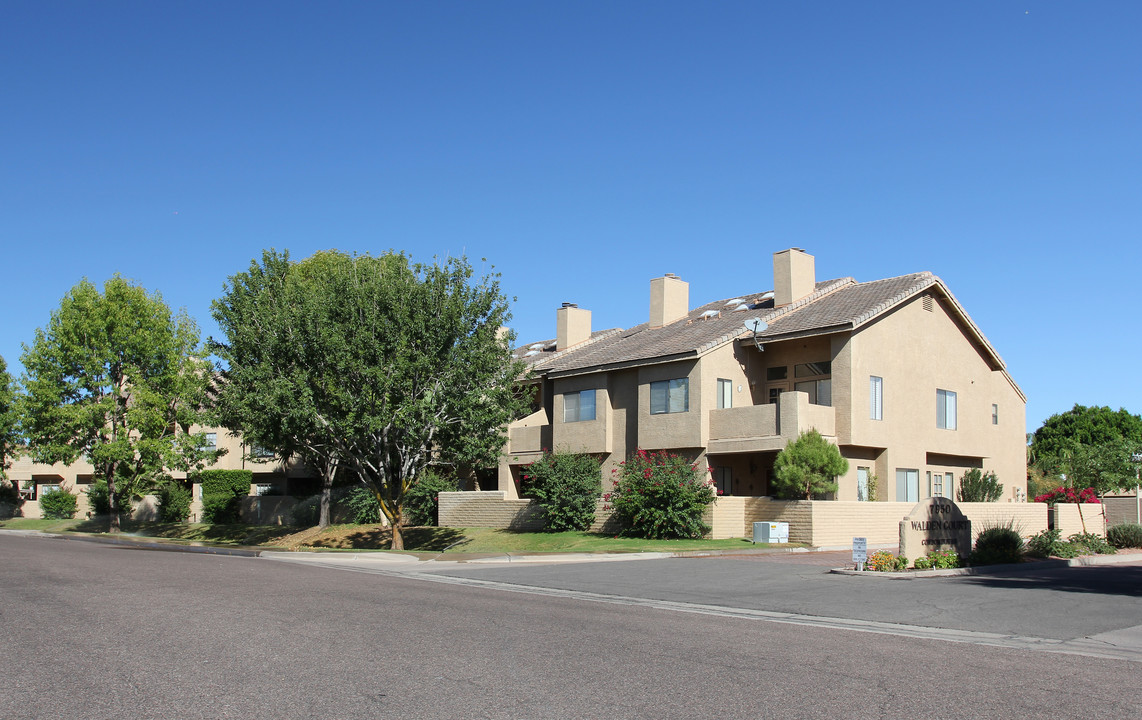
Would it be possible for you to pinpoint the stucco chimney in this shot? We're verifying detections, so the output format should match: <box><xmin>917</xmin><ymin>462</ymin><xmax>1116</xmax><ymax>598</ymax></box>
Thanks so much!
<box><xmin>556</xmin><ymin>302</ymin><xmax>591</xmax><ymax>350</ymax></box>
<box><xmin>650</xmin><ymin>274</ymin><xmax>689</xmax><ymax>328</ymax></box>
<box><xmin>773</xmin><ymin>248</ymin><xmax>815</xmax><ymax>307</ymax></box>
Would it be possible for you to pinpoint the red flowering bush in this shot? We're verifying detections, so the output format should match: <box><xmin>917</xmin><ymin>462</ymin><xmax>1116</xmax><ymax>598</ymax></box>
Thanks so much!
<box><xmin>608</xmin><ymin>448</ymin><xmax>716</xmax><ymax>539</ymax></box>
<box><xmin>1033</xmin><ymin>486</ymin><xmax>1101</xmax><ymax>505</ymax></box>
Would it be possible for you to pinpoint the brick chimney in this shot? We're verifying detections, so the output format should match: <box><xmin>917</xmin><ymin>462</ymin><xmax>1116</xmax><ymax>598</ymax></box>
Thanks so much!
<box><xmin>556</xmin><ymin>302</ymin><xmax>591</xmax><ymax>350</ymax></box>
<box><xmin>773</xmin><ymin>248</ymin><xmax>815</xmax><ymax>307</ymax></box>
<box><xmin>650</xmin><ymin>274</ymin><xmax>689</xmax><ymax>328</ymax></box>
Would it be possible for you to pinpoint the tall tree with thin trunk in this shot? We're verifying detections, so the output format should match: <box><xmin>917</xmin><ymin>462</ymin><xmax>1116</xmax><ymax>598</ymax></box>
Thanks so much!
<box><xmin>211</xmin><ymin>250</ymin><xmax>529</xmax><ymax>548</ymax></box>
<box><xmin>20</xmin><ymin>277</ymin><xmax>217</xmax><ymax>532</ymax></box>
<box><xmin>0</xmin><ymin>356</ymin><xmax>19</xmax><ymax>484</ymax></box>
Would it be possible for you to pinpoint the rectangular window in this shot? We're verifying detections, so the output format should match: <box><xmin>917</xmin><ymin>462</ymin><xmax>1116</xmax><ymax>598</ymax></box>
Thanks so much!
<box><xmin>857</xmin><ymin>467</ymin><xmax>869</xmax><ymax>501</ymax></box>
<box><xmin>992</xmin><ymin>404</ymin><xmax>998</xmax><ymax>425</ymax></box>
<box><xmin>204</xmin><ymin>432</ymin><xmax>217</xmax><ymax>451</ymax></box>
<box><xmin>717</xmin><ymin>379</ymin><xmax>732</xmax><ymax>410</ymax></box>
<box><xmin>795</xmin><ymin>378</ymin><xmax>831</xmax><ymax>407</ymax></box>
<box><xmin>937</xmin><ymin>389</ymin><xmax>957</xmax><ymax>430</ymax></box>
<box><xmin>766</xmin><ymin>366</ymin><xmax>788</xmax><ymax>381</ymax></box>
<box><xmin>38</xmin><ymin>483</ymin><xmax>61</xmax><ymax>499</ymax></box>
<box><xmin>254</xmin><ymin>483</ymin><xmax>273</xmax><ymax>496</ymax></box>
<box><xmin>563</xmin><ymin>389</ymin><xmax>597</xmax><ymax>423</ymax></box>
<box><xmin>795</xmin><ymin>361</ymin><xmax>831</xmax><ymax>378</ymax></box>
<box><xmin>251</xmin><ymin>444</ymin><xmax>274</xmax><ymax>459</ymax></box>
<box><xmin>932</xmin><ymin>471</ymin><xmax>944</xmax><ymax>498</ymax></box>
<box><xmin>716</xmin><ymin>467</ymin><xmax>732</xmax><ymax>496</ymax></box>
<box><xmin>650</xmin><ymin>378</ymin><xmax>689</xmax><ymax>415</ymax></box>
<box><xmin>946</xmin><ymin>472</ymin><xmax>955</xmax><ymax>500</ymax></box>
<box><xmin>870</xmin><ymin>376</ymin><xmax>883</xmax><ymax>420</ymax></box>
<box><xmin>895</xmin><ymin>469</ymin><xmax>919</xmax><ymax>503</ymax></box>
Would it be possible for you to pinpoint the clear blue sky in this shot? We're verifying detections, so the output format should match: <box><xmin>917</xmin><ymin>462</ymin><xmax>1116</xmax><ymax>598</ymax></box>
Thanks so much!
<box><xmin>3</xmin><ymin>2</ymin><xmax>1140</xmax><ymax>434</ymax></box>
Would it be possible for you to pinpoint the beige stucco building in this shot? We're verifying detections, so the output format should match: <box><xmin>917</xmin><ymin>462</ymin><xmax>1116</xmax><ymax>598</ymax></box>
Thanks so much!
<box><xmin>500</xmin><ymin>248</ymin><xmax>1027</xmax><ymax>507</ymax></box>
<box><xmin>5</xmin><ymin>425</ymin><xmax>315</xmax><ymax>520</ymax></box>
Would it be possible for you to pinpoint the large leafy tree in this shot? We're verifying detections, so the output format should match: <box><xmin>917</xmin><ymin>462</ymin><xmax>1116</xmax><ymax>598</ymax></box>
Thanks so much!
<box><xmin>212</xmin><ymin>250</ymin><xmax>528</xmax><ymax>548</ymax></box>
<box><xmin>0</xmin><ymin>356</ymin><xmax>19</xmax><ymax>480</ymax></box>
<box><xmin>772</xmin><ymin>429</ymin><xmax>849</xmax><ymax>500</ymax></box>
<box><xmin>1030</xmin><ymin>404</ymin><xmax>1142</xmax><ymax>473</ymax></box>
<box><xmin>20</xmin><ymin>276</ymin><xmax>218</xmax><ymax>532</ymax></box>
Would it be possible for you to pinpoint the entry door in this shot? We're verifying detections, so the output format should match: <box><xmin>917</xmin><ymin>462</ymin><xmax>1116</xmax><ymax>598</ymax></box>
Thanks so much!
<box><xmin>857</xmin><ymin>467</ymin><xmax>869</xmax><ymax>501</ymax></box>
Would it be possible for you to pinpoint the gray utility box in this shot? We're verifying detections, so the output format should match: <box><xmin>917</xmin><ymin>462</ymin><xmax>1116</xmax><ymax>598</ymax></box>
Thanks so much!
<box><xmin>752</xmin><ymin>521</ymin><xmax>789</xmax><ymax>544</ymax></box>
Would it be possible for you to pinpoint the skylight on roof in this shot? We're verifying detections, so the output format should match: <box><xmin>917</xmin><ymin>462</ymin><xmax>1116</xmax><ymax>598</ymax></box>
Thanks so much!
<box><xmin>524</xmin><ymin>350</ymin><xmax>540</xmax><ymax>357</ymax></box>
<box><xmin>528</xmin><ymin>343</ymin><xmax>545</xmax><ymax>350</ymax></box>
<box><xmin>724</xmin><ymin>298</ymin><xmax>744</xmax><ymax>307</ymax></box>
<box><xmin>700</xmin><ymin>309</ymin><xmax>720</xmax><ymax>320</ymax></box>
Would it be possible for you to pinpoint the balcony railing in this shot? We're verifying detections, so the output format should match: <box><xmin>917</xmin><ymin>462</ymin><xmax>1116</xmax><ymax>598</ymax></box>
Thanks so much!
<box><xmin>708</xmin><ymin>391</ymin><xmax>835</xmax><ymax>454</ymax></box>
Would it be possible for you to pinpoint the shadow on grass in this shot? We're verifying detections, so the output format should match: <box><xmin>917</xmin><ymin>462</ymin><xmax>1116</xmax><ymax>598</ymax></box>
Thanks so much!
<box><xmin>307</xmin><ymin>526</ymin><xmax>466</xmax><ymax>551</ymax></box>
<box><xmin>70</xmin><ymin>517</ymin><xmax>300</xmax><ymax>546</ymax></box>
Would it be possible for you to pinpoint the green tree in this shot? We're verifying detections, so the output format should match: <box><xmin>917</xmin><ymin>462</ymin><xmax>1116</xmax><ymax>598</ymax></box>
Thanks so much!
<box><xmin>0</xmin><ymin>356</ymin><xmax>20</xmax><ymax>490</ymax></box>
<box><xmin>956</xmin><ymin>468</ymin><xmax>1004</xmax><ymax>502</ymax></box>
<box><xmin>20</xmin><ymin>276</ymin><xmax>218</xmax><ymax>532</ymax></box>
<box><xmin>772</xmin><ymin>429</ymin><xmax>849</xmax><ymax>500</ymax></box>
<box><xmin>212</xmin><ymin>250</ymin><xmax>528</xmax><ymax>549</ymax></box>
<box><xmin>1031</xmin><ymin>405</ymin><xmax>1142</xmax><ymax>474</ymax></box>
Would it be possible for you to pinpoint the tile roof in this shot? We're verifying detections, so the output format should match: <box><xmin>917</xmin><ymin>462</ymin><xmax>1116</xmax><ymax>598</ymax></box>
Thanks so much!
<box><xmin>515</xmin><ymin>271</ymin><xmax>996</xmax><ymax>378</ymax></box>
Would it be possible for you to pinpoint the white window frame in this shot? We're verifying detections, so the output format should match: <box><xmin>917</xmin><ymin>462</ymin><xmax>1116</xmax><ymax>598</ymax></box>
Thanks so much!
<box><xmin>204</xmin><ymin>432</ymin><xmax>217</xmax><ymax>451</ymax></box>
<box><xmin>870</xmin><ymin>376</ymin><xmax>883</xmax><ymax>420</ymax></box>
<box><xmin>563</xmin><ymin>389</ymin><xmax>597</xmax><ymax>423</ymax></box>
<box><xmin>937</xmin><ymin>389</ymin><xmax>957</xmax><ymax>430</ymax></box>
<box><xmin>717</xmin><ymin>379</ymin><xmax>732</xmax><ymax>410</ymax></box>
<box><xmin>650</xmin><ymin>378</ymin><xmax>689</xmax><ymax>415</ymax></box>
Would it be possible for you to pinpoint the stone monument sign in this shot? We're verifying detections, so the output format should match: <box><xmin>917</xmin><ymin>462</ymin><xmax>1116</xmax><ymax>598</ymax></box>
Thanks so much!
<box><xmin>899</xmin><ymin>497</ymin><xmax>972</xmax><ymax>560</ymax></box>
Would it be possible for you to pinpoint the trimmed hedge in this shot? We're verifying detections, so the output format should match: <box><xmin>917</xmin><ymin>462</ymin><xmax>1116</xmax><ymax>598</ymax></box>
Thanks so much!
<box><xmin>39</xmin><ymin>488</ymin><xmax>78</xmax><ymax>519</ymax></box>
<box><xmin>196</xmin><ymin>470</ymin><xmax>253</xmax><ymax>524</ymax></box>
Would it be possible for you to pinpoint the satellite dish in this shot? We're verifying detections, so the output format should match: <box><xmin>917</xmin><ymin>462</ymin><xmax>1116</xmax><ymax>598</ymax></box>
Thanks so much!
<box><xmin>743</xmin><ymin>317</ymin><xmax>767</xmax><ymax>352</ymax></box>
<box><xmin>743</xmin><ymin>317</ymin><xmax>768</xmax><ymax>334</ymax></box>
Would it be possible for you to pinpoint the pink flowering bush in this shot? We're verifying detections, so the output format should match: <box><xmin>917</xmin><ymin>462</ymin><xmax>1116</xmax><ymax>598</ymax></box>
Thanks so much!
<box><xmin>607</xmin><ymin>448</ymin><xmax>716</xmax><ymax>539</ymax></box>
<box><xmin>1033</xmin><ymin>486</ymin><xmax>1101</xmax><ymax>505</ymax></box>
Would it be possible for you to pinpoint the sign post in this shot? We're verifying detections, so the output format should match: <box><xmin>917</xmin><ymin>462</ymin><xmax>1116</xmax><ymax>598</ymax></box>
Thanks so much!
<box><xmin>852</xmin><ymin>537</ymin><xmax>867</xmax><ymax>571</ymax></box>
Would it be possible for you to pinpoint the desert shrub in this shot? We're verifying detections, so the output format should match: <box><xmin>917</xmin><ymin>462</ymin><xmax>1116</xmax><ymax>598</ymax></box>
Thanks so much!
<box><xmin>38</xmin><ymin>487</ymin><xmax>78</xmax><ymax>519</ymax></box>
<box><xmin>156</xmin><ymin>481</ymin><xmax>192</xmax><ymax>523</ymax></box>
<box><xmin>918</xmin><ymin>549</ymin><xmax>961</xmax><ymax>569</ymax></box>
<box><xmin>771</xmin><ymin>430</ymin><xmax>848</xmax><ymax>500</ymax></box>
<box><xmin>403</xmin><ymin>471</ymin><xmax>459</xmax><ymax>527</ymax></box>
<box><xmin>1026</xmin><ymin>528</ymin><xmax>1078</xmax><ymax>558</ymax></box>
<box><xmin>956</xmin><ymin>468</ymin><xmax>1004</xmax><ymax>503</ymax></box>
<box><xmin>609</xmin><ymin>448</ymin><xmax>716</xmax><ymax>539</ymax></box>
<box><xmin>1107</xmin><ymin>523</ymin><xmax>1142</xmax><ymax>549</ymax></box>
<box><xmin>85</xmin><ymin>478</ymin><xmax>134</xmax><ymax>516</ymax></box>
<box><xmin>1067</xmin><ymin>531</ymin><xmax>1116</xmax><ymax>555</ymax></box>
<box><xmin>521</xmin><ymin>452</ymin><xmax>602</xmax><ymax>532</ymax></box>
<box><xmin>1033</xmin><ymin>486</ymin><xmax>1100</xmax><ymax>505</ymax></box>
<box><xmin>867</xmin><ymin>550</ymin><xmax>907</xmax><ymax>572</ymax></box>
<box><xmin>345</xmin><ymin>486</ymin><xmax>381</xmax><ymax>525</ymax></box>
<box><xmin>197</xmin><ymin>470</ymin><xmax>252</xmax><ymax>524</ymax></box>
<box><xmin>970</xmin><ymin>525</ymin><xmax>1024</xmax><ymax>565</ymax></box>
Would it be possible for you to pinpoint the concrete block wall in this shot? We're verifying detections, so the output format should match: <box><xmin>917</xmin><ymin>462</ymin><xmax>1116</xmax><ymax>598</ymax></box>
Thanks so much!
<box><xmin>1051</xmin><ymin>503</ymin><xmax>1107</xmax><ymax>537</ymax></box>
<box><xmin>958</xmin><ymin>502</ymin><xmax>1047</xmax><ymax>539</ymax></box>
<box><xmin>438</xmin><ymin>491</ymin><xmax>543</xmax><ymax>530</ymax></box>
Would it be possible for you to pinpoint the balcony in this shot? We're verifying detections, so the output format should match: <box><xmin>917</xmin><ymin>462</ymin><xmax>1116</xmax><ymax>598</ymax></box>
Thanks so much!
<box><xmin>708</xmin><ymin>391</ymin><xmax>836</xmax><ymax>454</ymax></box>
<box><xmin>507</xmin><ymin>410</ymin><xmax>551</xmax><ymax>457</ymax></box>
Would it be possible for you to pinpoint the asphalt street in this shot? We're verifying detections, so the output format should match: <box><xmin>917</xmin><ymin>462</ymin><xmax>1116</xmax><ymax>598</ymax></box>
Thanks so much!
<box><xmin>3</xmin><ymin>533</ymin><xmax>1140</xmax><ymax>720</ymax></box>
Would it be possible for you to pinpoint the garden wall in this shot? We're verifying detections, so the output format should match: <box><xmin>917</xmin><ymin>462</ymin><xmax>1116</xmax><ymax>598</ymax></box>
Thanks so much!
<box><xmin>438</xmin><ymin>491</ymin><xmax>543</xmax><ymax>530</ymax></box>
<box><xmin>1050</xmin><ymin>503</ymin><xmax>1107</xmax><ymax>536</ymax></box>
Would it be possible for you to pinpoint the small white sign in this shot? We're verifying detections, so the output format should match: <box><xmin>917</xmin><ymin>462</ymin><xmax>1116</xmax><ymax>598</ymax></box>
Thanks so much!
<box><xmin>852</xmin><ymin>537</ymin><xmax>867</xmax><ymax>563</ymax></box>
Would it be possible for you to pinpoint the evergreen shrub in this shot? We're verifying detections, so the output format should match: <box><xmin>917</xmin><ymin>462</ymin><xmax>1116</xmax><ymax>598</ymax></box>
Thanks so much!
<box><xmin>38</xmin><ymin>487</ymin><xmax>78</xmax><ymax>519</ymax></box>
<box><xmin>970</xmin><ymin>525</ymin><xmax>1024</xmax><ymax>565</ymax></box>
<box><xmin>956</xmin><ymin>469</ymin><xmax>1004</xmax><ymax>503</ymax></box>
<box><xmin>522</xmin><ymin>452</ymin><xmax>602</xmax><ymax>532</ymax></box>
<box><xmin>156</xmin><ymin>481</ymin><xmax>192</xmax><ymax>523</ymax></box>
<box><xmin>609</xmin><ymin>448</ymin><xmax>716</xmax><ymax>539</ymax></box>
<box><xmin>403</xmin><ymin>471</ymin><xmax>459</xmax><ymax>526</ymax></box>
<box><xmin>197</xmin><ymin>470</ymin><xmax>253</xmax><ymax>524</ymax></box>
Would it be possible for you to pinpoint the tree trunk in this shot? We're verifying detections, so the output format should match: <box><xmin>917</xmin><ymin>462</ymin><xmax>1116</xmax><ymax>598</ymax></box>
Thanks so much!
<box><xmin>1077</xmin><ymin>501</ymin><xmax>1087</xmax><ymax>534</ymax></box>
<box><xmin>391</xmin><ymin>517</ymin><xmax>405</xmax><ymax>551</ymax></box>
<box><xmin>318</xmin><ymin>466</ymin><xmax>335</xmax><ymax>529</ymax></box>
<box><xmin>107</xmin><ymin>463</ymin><xmax>121</xmax><ymax>534</ymax></box>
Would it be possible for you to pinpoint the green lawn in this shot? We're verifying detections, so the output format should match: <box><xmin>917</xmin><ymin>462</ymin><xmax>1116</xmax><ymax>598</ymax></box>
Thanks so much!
<box><xmin>0</xmin><ymin>517</ymin><xmax>799</xmax><ymax>554</ymax></box>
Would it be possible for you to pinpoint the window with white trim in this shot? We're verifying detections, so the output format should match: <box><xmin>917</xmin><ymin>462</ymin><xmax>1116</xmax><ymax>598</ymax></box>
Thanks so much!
<box><xmin>870</xmin><ymin>376</ymin><xmax>883</xmax><ymax>420</ymax></box>
<box><xmin>937</xmin><ymin>389</ymin><xmax>957</xmax><ymax>430</ymax></box>
<box><xmin>204</xmin><ymin>432</ymin><xmax>217</xmax><ymax>451</ymax></box>
<box><xmin>650</xmin><ymin>378</ymin><xmax>689</xmax><ymax>415</ymax></box>
<box><xmin>717</xmin><ymin>379</ymin><xmax>732</xmax><ymax>410</ymax></box>
<box><xmin>563</xmin><ymin>389</ymin><xmax>597</xmax><ymax>423</ymax></box>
